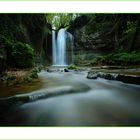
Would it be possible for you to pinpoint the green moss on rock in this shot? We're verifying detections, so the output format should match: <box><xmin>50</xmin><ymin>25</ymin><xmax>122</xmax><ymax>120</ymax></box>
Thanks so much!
<box><xmin>67</xmin><ymin>64</ymin><xmax>78</xmax><ymax>70</ymax></box>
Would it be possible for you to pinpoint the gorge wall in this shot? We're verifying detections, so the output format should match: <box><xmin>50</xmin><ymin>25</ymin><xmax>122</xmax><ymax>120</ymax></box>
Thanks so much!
<box><xmin>68</xmin><ymin>14</ymin><xmax>140</xmax><ymax>66</ymax></box>
<box><xmin>0</xmin><ymin>14</ymin><xmax>52</xmax><ymax>72</ymax></box>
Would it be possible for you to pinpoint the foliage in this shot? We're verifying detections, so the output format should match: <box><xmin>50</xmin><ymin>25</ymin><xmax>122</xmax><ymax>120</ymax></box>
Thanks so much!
<box><xmin>12</xmin><ymin>42</ymin><xmax>35</xmax><ymax>68</ymax></box>
<box><xmin>47</xmin><ymin>13</ymin><xmax>78</xmax><ymax>30</ymax></box>
<box><xmin>0</xmin><ymin>35</ymin><xmax>14</xmax><ymax>67</ymax></box>
<box><xmin>124</xmin><ymin>21</ymin><xmax>137</xmax><ymax>35</ymax></box>
<box><xmin>91</xmin><ymin>52</ymin><xmax>140</xmax><ymax>66</ymax></box>
<box><xmin>0</xmin><ymin>35</ymin><xmax>35</xmax><ymax>69</ymax></box>
<box><xmin>67</xmin><ymin>64</ymin><xmax>78</xmax><ymax>70</ymax></box>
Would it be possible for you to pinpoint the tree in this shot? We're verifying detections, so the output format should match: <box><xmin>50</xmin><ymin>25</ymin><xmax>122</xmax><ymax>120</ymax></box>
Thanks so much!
<box><xmin>47</xmin><ymin>13</ymin><xmax>78</xmax><ymax>30</ymax></box>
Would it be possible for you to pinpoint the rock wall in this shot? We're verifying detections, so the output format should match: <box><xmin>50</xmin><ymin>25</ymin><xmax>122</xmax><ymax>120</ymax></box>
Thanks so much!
<box><xmin>68</xmin><ymin>15</ymin><xmax>114</xmax><ymax>66</ymax></box>
<box><xmin>73</xmin><ymin>26</ymin><xmax>113</xmax><ymax>66</ymax></box>
<box><xmin>0</xmin><ymin>14</ymin><xmax>52</xmax><ymax>70</ymax></box>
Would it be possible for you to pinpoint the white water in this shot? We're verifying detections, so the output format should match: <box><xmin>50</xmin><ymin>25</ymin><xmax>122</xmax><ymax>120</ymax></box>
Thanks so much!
<box><xmin>52</xmin><ymin>28</ymin><xmax>74</xmax><ymax>66</ymax></box>
<box><xmin>52</xmin><ymin>30</ymin><xmax>57</xmax><ymax>65</ymax></box>
<box><xmin>2</xmin><ymin>71</ymin><xmax>140</xmax><ymax>126</ymax></box>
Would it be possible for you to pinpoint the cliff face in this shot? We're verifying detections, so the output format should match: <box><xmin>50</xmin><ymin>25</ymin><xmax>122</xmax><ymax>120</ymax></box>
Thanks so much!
<box><xmin>21</xmin><ymin>14</ymin><xmax>52</xmax><ymax>64</ymax></box>
<box><xmin>68</xmin><ymin>14</ymin><xmax>115</xmax><ymax>66</ymax></box>
<box><xmin>0</xmin><ymin>14</ymin><xmax>52</xmax><ymax>72</ymax></box>
<box><xmin>68</xmin><ymin>14</ymin><xmax>140</xmax><ymax>66</ymax></box>
<box><xmin>72</xmin><ymin>26</ymin><xmax>113</xmax><ymax>65</ymax></box>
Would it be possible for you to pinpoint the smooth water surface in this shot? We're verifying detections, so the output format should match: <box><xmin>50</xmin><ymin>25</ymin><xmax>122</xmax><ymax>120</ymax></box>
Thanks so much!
<box><xmin>0</xmin><ymin>71</ymin><xmax>140</xmax><ymax>126</ymax></box>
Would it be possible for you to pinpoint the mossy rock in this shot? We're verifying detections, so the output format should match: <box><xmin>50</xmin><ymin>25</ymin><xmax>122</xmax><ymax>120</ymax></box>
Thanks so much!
<box><xmin>67</xmin><ymin>64</ymin><xmax>78</xmax><ymax>70</ymax></box>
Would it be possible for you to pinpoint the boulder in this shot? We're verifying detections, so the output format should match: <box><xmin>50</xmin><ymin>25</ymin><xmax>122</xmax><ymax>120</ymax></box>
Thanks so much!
<box><xmin>64</xmin><ymin>69</ymin><xmax>69</xmax><ymax>72</ymax></box>
<box><xmin>87</xmin><ymin>71</ymin><xmax>98</xmax><ymax>79</ymax></box>
<box><xmin>116</xmin><ymin>74</ymin><xmax>140</xmax><ymax>85</ymax></box>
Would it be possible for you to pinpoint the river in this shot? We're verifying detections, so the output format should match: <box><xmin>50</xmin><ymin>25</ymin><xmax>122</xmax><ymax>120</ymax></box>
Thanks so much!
<box><xmin>0</xmin><ymin>70</ymin><xmax>140</xmax><ymax>126</ymax></box>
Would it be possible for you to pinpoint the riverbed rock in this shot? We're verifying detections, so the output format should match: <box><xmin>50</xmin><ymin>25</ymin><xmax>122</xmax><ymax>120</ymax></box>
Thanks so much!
<box><xmin>0</xmin><ymin>69</ymin><xmax>39</xmax><ymax>86</ymax></box>
<box><xmin>87</xmin><ymin>71</ymin><xmax>98</xmax><ymax>79</ymax></box>
<box><xmin>64</xmin><ymin>69</ymin><xmax>69</xmax><ymax>72</ymax></box>
<box><xmin>116</xmin><ymin>74</ymin><xmax>140</xmax><ymax>85</ymax></box>
<box><xmin>87</xmin><ymin>70</ymin><xmax>140</xmax><ymax>85</ymax></box>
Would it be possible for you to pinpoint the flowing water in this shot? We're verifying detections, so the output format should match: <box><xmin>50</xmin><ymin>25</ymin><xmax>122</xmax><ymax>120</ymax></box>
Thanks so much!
<box><xmin>52</xmin><ymin>29</ymin><xmax>74</xmax><ymax>66</ymax></box>
<box><xmin>0</xmin><ymin>70</ymin><xmax>140</xmax><ymax>126</ymax></box>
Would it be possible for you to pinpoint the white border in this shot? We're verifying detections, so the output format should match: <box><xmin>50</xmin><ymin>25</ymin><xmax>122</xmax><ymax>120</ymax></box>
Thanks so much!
<box><xmin>0</xmin><ymin>1</ymin><xmax>140</xmax><ymax>13</ymax></box>
<box><xmin>0</xmin><ymin>127</ymin><xmax>140</xmax><ymax>139</ymax></box>
<box><xmin>0</xmin><ymin>1</ymin><xmax>140</xmax><ymax>140</ymax></box>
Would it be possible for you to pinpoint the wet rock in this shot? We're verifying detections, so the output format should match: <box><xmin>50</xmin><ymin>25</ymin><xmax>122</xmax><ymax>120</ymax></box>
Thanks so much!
<box><xmin>46</xmin><ymin>68</ymin><xmax>54</xmax><ymax>72</ymax></box>
<box><xmin>87</xmin><ymin>71</ymin><xmax>98</xmax><ymax>79</ymax></box>
<box><xmin>87</xmin><ymin>70</ymin><xmax>140</xmax><ymax>85</ymax></box>
<box><xmin>29</xmin><ymin>68</ymin><xmax>38</xmax><ymax>78</ymax></box>
<box><xmin>116</xmin><ymin>74</ymin><xmax>140</xmax><ymax>85</ymax></box>
<box><xmin>64</xmin><ymin>69</ymin><xmax>69</xmax><ymax>72</ymax></box>
<box><xmin>98</xmin><ymin>72</ymin><xmax>117</xmax><ymax>80</ymax></box>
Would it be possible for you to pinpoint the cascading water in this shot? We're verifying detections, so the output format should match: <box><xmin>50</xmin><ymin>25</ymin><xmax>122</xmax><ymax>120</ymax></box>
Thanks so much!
<box><xmin>66</xmin><ymin>32</ymin><xmax>74</xmax><ymax>65</ymax></box>
<box><xmin>52</xmin><ymin>30</ymin><xmax>57</xmax><ymax>65</ymax></box>
<box><xmin>52</xmin><ymin>28</ymin><xmax>74</xmax><ymax>66</ymax></box>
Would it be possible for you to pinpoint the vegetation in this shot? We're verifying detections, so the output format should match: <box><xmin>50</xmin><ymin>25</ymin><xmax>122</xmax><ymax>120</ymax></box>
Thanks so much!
<box><xmin>0</xmin><ymin>13</ymin><xmax>140</xmax><ymax>73</ymax></box>
<box><xmin>0</xmin><ymin>36</ymin><xmax>35</xmax><ymax>69</ymax></box>
<box><xmin>12</xmin><ymin>42</ymin><xmax>34</xmax><ymax>68</ymax></box>
<box><xmin>47</xmin><ymin>13</ymin><xmax>79</xmax><ymax>30</ymax></box>
<box><xmin>67</xmin><ymin>64</ymin><xmax>78</xmax><ymax>70</ymax></box>
<box><xmin>91</xmin><ymin>51</ymin><xmax>140</xmax><ymax>66</ymax></box>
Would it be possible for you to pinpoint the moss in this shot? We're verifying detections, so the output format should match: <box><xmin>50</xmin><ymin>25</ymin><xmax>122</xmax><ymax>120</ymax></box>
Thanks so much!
<box><xmin>67</xmin><ymin>64</ymin><xmax>78</xmax><ymax>70</ymax></box>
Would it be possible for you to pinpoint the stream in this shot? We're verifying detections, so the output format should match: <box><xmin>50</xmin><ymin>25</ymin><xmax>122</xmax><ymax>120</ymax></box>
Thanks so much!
<box><xmin>0</xmin><ymin>70</ymin><xmax>140</xmax><ymax>126</ymax></box>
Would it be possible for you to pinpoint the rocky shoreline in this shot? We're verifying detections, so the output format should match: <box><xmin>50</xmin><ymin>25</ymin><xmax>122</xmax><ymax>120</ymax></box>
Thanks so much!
<box><xmin>0</xmin><ymin>67</ymin><xmax>140</xmax><ymax>109</ymax></box>
<box><xmin>87</xmin><ymin>70</ymin><xmax>140</xmax><ymax>85</ymax></box>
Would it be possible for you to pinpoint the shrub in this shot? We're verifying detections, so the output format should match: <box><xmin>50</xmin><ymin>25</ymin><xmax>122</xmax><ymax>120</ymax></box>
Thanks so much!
<box><xmin>67</xmin><ymin>64</ymin><xmax>78</xmax><ymax>70</ymax></box>
<box><xmin>12</xmin><ymin>42</ymin><xmax>35</xmax><ymax>68</ymax></box>
<box><xmin>91</xmin><ymin>52</ymin><xmax>140</xmax><ymax>66</ymax></box>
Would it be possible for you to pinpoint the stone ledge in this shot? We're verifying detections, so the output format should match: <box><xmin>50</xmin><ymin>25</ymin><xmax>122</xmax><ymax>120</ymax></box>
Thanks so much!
<box><xmin>0</xmin><ymin>84</ymin><xmax>90</xmax><ymax>109</ymax></box>
<box><xmin>87</xmin><ymin>71</ymin><xmax>140</xmax><ymax>85</ymax></box>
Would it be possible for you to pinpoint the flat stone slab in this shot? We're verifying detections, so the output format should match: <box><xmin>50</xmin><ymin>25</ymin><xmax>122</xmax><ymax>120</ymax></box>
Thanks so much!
<box><xmin>0</xmin><ymin>84</ymin><xmax>90</xmax><ymax>108</ymax></box>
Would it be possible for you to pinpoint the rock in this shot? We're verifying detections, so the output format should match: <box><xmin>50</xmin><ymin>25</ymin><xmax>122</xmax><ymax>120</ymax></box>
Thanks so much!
<box><xmin>87</xmin><ymin>70</ymin><xmax>140</xmax><ymax>85</ymax></box>
<box><xmin>98</xmin><ymin>72</ymin><xmax>117</xmax><ymax>80</ymax></box>
<box><xmin>87</xmin><ymin>71</ymin><xmax>98</xmax><ymax>79</ymax></box>
<box><xmin>25</xmin><ymin>77</ymin><xmax>33</xmax><ymax>83</ymax></box>
<box><xmin>29</xmin><ymin>68</ymin><xmax>38</xmax><ymax>78</ymax></box>
<box><xmin>46</xmin><ymin>68</ymin><xmax>54</xmax><ymax>72</ymax></box>
<box><xmin>116</xmin><ymin>74</ymin><xmax>140</xmax><ymax>85</ymax></box>
<box><xmin>64</xmin><ymin>69</ymin><xmax>69</xmax><ymax>72</ymax></box>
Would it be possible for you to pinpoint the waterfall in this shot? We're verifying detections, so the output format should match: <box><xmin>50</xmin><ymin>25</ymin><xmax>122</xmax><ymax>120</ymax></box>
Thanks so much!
<box><xmin>52</xmin><ymin>30</ymin><xmax>57</xmax><ymax>65</ymax></box>
<box><xmin>52</xmin><ymin>28</ymin><xmax>74</xmax><ymax>66</ymax></box>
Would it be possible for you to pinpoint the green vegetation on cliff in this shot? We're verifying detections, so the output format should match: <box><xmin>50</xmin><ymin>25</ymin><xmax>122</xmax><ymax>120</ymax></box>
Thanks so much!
<box><xmin>12</xmin><ymin>42</ymin><xmax>34</xmax><ymax>68</ymax></box>
<box><xmin>68</xmin><ymin>14</ymin><xmax>140</xmax><ymax>66</ymax></box>
<box><xmin>91</xmin><ymin>51</ymin><xmax>140</xmax><ymax>66</ymax></box>
<box><xmin>0</xmin><ymin>14</ymin><xmax>52</xmax><ymax>73</ymax></box>
<box><xmin>1</xmin><ymin>13</ymin><xmax>140</xmax><ymax>71</ymax></box>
